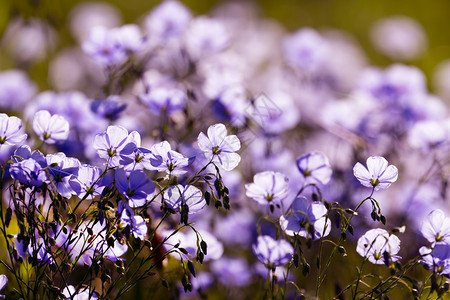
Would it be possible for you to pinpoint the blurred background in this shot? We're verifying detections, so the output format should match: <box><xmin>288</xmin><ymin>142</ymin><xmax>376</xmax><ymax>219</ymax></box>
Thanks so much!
<box><xmin>1</xmin><ymin>1</ymin><xmax>449</xmax><ymax>299</ymax></box>
<box><xmin>2</xmin><ymin>0</ymin><xmax>450</xmax><ymax>96</ymax></box>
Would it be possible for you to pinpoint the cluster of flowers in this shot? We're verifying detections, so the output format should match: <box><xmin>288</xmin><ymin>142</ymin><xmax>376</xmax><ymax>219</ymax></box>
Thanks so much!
<box><xmin>1</xmin><ymin>0</ymin><xmax>450</xmax><ymax>298</ymax></box>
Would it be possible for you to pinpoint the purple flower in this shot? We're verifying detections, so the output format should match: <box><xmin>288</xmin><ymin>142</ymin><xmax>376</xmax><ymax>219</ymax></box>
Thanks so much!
<box><xmin>252</xmin><ymin>235</ymin><xmax>294</xmax><ymax>267</ymax></box>
<box><xmin>164</xmin><ymin>229</ymin><xmax>223</xmax><ymax>262</ymax></box>
<box><xmin>280</xmin><ymin>196</ymin><xmax>331</xmax><ymax>239</ymax></box>
<box><xmin>0</xmin><ymin>113</ymin><xmax>27</xmax><ymax>146</ymax></box>
<box><xmin>163</xmin><ymin>184</ymin><xmax>206</xmax><ymax>214</ymax></box>
<box><xmin>139</xmin><ymin>87</ymin><xmax>186</xmax><ymax>116</ymax></box>
<box><xmin>148</xmin><ymin>141</ymin><xmax>190</xmax><ymax>175</ymax></box>
<box><xmin>184</xmin><ymin>17</ymin><xmax>230</xmax><ymax>59</ymax></box>
<box><xmin>421</xmin><ymin>209</ymin><xmax>450</xmax><ymax>245</ymax></box>
<box><xmin>0</xmin><ymin>274</ymin><xmax>7</xmax><ymax>299</ymax></box>
<box><xmin>197</xmin><ymin>123</ymin><xmax>241</xmax><ymax>171</ymax></box>
<box><xmin>356</xmin><ymin>228</ymin><xmax>401</xmax><ymax>265</ymax></box>
<box><xmin>245</xmin><ymin>171</ymin><xmax>289</xmax><ymax>208</ymax></box>
<box><xmin>82</xmin><ymin>26</ymin><xmax>127</xmax><ymax>67</ymax></box>
<box><xmin>282</xmin><ymin>28</ymin><xmax>328</xmax><ymax>73</ymax></box>
<box><xmin>93</xmin><ymin>125</ymin><xmax>138</xmax><ymax>167</ymax></box>
<box><xmin>46</xmin><ymin>153</ymin><xmax>81</xmax><ymax>198</ymax></box>
<box><xmin>210</xmin><ymin>257</ymin><xmax>252</xmax><ymax>287</ymax></box>
<box><xmin>357</xmin><ymin>64</ymin><xmax>427</xmax><ymax>104</ymax></box>
<box><xmin>419</xmin><ymin>243</ymin><xmax>450</xmax><ymax>275</ymax></box>
<box><xmin>296</xmin><ymin>152</ymin><xmax>332</xmax><ymax>185</ymax></box>
<box><xmin>10</xmin><ymin>157</ymin><xmax>47</xmax><ymax>186</ymax></box>
<box><xmin>115</xmin><ymin>168</ymin><xmax>156</xmax><ymax>208</ymax></box>
<box><xmin>62</xmin><ymin>285</ymin><xmax>98</xmax><ymax>300</ymax></box>
<box><xmin>408</xmin><ymin>120</ymin><xmax>449</xmax><ymax>150</ymax></box>
<box><xmin>62</xmin><ymin>220</ymin><xmax>128</xmax><ymax>266</ymax></box>
<box><xmin>91</xmin><ymin>95</ymin><xmax>127</xmax><ymax>121</ymax></box>
<box><xmin>32</xmin><ymin>110</ymin><xmax>70</xmax><ymax>144</ymax></box>
<box><xmin>250</xmin><ymin>92</ymin><xmax>300</xmax><ymax>135</ymax></box>
<box><xmin>353</xmin><ymin>156</ymin><xmax>398</xmax><ymax>191</ymax></box>
<box><xmin>0</xmin><ymin>69</ymin><xmax>36</xmax><ymax>110</ymax></box>
<box><xmin>119</xmin><ymin>201</ymin><xmax>147</xmax><ymax>240</ymax></box>
<box><xmin>69</xmin><ymin>165</ymin><xmax>111</xmax><ymax>198</ymax></box>
<box><xmin>145</xmin><ymin>0</ymin><xmax>192</xmax><ymax>39</ymax></box>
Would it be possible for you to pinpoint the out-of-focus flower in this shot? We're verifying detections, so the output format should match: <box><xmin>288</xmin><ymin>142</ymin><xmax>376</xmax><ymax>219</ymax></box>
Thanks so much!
<box><xmin>356</xmin><ymin>228</ymin><xmax>401</xmax><ymax>265</ymax></box>
<box><xmin>0</xmin><ymin>274</ymin><xmax>7</xmax><ymax>299</ymax></box>
<box><xmin>252</xmin><ymin>235</ymin><xmax>293</xmax><ymax>268</ymax></box>
<box><xmin>62</xmin><ymin>285</ymin><xmax>99</xmax><ymax>300</ymax></box>
<box><xmin>184</xmin><ymin>17</ymin><xmax>230</xmax><ymax>59</ymax></box>
<box><xmin>2</xmin><ymin>17</ymin><xmax>57</xmax><ymax>64</ymax></box>
<box><xmin>296</xmin><ymin>152</ymin><xmax>332</xmax><ymax>185</ymax></box>
<box><xmin>91</xmin><ymin>95</ymin><xmax>127</xmax><ymax>121</ymax></box>
<box><xmin>421</xmin><ymin>210</ymin><xmax>450</xmax><ymax>245</ymax></box>
<box><xmin>280</xmin><ymin>196</ymin><xmax>330</xmax><ymax>239</ymax></box>
<box><xmin>408</xmin><ymin>120</ymin><xmax>449</xmax><ymax>150</ymax></box>
<box><xmin>197</xmin><ymin>123</ymin><xmax>240</xmax><ymax>171</ymax></box>
<box><xmin>69</xmin><ymin>2</ymin><xmax>122</xmax><ymax>42</ymax></box>
<box><xmin>370</xmin><ymin>16</ymin><xmax>427</xmax><ymax>61</ymax></box>
<box><xmin>0</xmin><ymin>70</ymin><xmax>37</xmax><ymax>110</ymax></box>
<box><xmin>145</xmin><ymin>0</ymin><xmax>192</xmax><ymax>39</ymax></box>
<box><xmin>148</xmin><ymin>141</ymin><xmax>190</xmax><ymax>175</ymax></box>
<box><xmin>164</xmin><ymin>229</ymin><xmax>223</xmax><ymax>262</ymax></box>
<box><xmin>353</xmin><ymin>156</ymin><xmax>398</xmax><ymax>191</ymax></box>
<box><xmin>32</xmin><ymin>110</ymin><xmax>70</xmax><ymax>144</ymax></box>
<box><xmin>283</xmin><ymin>28</ymin><xmax>328</xmax><ymax>73</ymax></box>
<box><xmin>250</xmin><ymin>92</ymin><xmax>300</xmax><ymax>135</ymax></box>
<box><xmin>210</xmin><ymin>257</ymin><xmax>252</xmax><ymax>287</ymax></box>
<box><xmin>82</xmin><ymin>26</ymin><xmax>127</xmax><ymax>66</ymax></box>
<box><xmin>163</xmin><ymin>184</ymin><xmax>206</xmax><ymax>214</ymax></box>
<box><xmin>0</xmin><ymin>113</ymin><xmax>27</xmax><ymax>147</ymax></box>
<box><xmin>357</xmin><ymin>64</ymin><xmax>426</xmax><ymax>104</ymax></box>
<box><xmin>139</xmin><ymin>87</ymin><xmax>186</xmax><ymax>115</ymax></box>
<box><xmin>245</xmin><ymin>171</ymin><xmax>289</xmax><ymax>211</ymax></box>
<box><xmin>115</xmin><ymin>168</ymin><xmax>156</xmax><ymax>208</ymax></box>
<box><xmin>93</xmin><ymin>125</ymin><xmax>138</xmax><ymax>167</ymax></box>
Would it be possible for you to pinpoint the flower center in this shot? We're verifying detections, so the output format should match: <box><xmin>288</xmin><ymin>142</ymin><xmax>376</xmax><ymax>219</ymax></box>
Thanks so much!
<box><xmin>370</xmin><ymin>178</ymin><xmax>379</xmax><ymax>187</ymax></box>
<box><xmin>0</xmin><ymin>136</ymin><xmax>6</xmax><ymax>144</ymax></box>
<box><xmin>107</xmin><ymin>148</ymin><xmax>116</xmax><ymax>157</ymax></box>
<box><xmin>212</xmin><ymin>146</ymin><xmax>221</xmax><ymax>155</ymax></box>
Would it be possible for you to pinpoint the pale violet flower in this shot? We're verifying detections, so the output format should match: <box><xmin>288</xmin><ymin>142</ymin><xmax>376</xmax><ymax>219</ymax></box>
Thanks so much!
<box><xmin>353</xmin><ymin>156</ymin><xmax>398</xmax><ymax>191</ymax></box>
<box><xmin>280</xmin><ymin>196</ymin><xmax>331</xmax><ymax>239</ymax></box>
<box><xmin>245</xmin><ymin>171</ymin><xmax>289</xmax><ymax>208</ymax></box>
<box><xmin>145</xmin><ymin>0</ymin><xmax>192</xmax><ymax>39</ymax></box>
<box><xmin>184</xmin><ymin>17</ymin><xmax>230</xmax><ymax>59</ymax></box>
<box><xmin>139</xmin><ymin>87</ymin><xmax>186</xmax><ymax>116</ymax></box>
<box><xmin>421</xmin><ymin>209</ymin><xmax>450</xmax><ymax>245</ymax></box>
<box><xmin>253</xmin><ymin>235</ymin><xmax>294</xmax><ymax>268</ymax></box>
<box><xmin>93</xmin><ymin>125</ymin><xmax>139</xmax><ymax>167</ymax></box>
<box><xmin>148</xmin><ymin>141</ymin><xmax>190</xmax><ymax>175</ymax></box>
<box><xmin>115</xmin><ymin>168</ymin><xmax>156</xmax><ymax>208</ymax></box>
<box><xmin>0</xmin><ymin>113</ymin><xmax>27</xmax><ymax>146</ymax></box>
<box><xmin>296</xmin><ymin>152</ymin><xmax>332</xmax><ymax>185</ymax></box>
<box><xmin>197</xmin><ymin>123</ymin><xmax>241</xmax><ymax>171</ymax></box>
<box><xmin>62</xmin><ymin>285</ymin><xmax>98</xmax><ymax>300</ymax></box>
<box><xmin>356</xmin><ymin>228</ymin><xmax>401</xmax><ymax>265</ymax></box>
<box><xmin>0</xmin><ymin>274</ymin><xmax>7</xmax><ymax>299</ymax></box>
<box><xmin>282</xmin><ymin>28</ymin><xmax>328</xmax><ymax>73</ymax></box>
<box><xmin>419</xmin><ymin>243</ymin><xmax>450</xmax><ymax>275</ymax></box>
<box><xmin>32</xmin><ymin>110</ymin><xmax>69</xmax><ymax>144</ymax></box>
<box><xmin>163</xmin><ymin>184</ymin><xmax>206</xmax><ymax>214</ymax></box>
